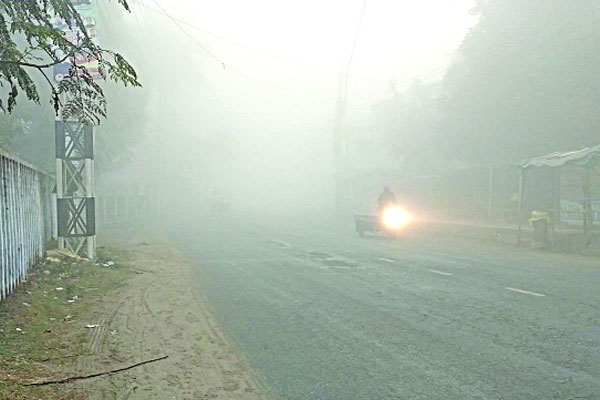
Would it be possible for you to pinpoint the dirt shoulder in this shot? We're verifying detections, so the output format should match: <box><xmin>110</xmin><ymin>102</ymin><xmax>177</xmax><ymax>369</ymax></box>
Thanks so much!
<box><xmin>0</xmin><ymin>236</ymin><xmax>267</xmax><ymax>399</ymax></box>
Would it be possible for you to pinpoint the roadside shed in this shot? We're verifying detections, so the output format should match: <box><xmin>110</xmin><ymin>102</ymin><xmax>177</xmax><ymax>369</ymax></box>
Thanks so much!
<box><xmin>518</xmin><ymin>144</ymin><xmax>600</xmax><ymax>246</ymax></box>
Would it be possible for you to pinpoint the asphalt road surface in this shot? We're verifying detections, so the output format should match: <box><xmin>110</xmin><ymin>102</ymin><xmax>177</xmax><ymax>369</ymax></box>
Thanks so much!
<box><xmin>167</xmin><ymin>213</ymin><xmax>600</xmax><ymax>400</ymax></box>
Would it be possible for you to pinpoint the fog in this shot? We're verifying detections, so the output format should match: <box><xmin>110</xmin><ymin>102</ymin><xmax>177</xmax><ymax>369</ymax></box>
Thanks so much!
<box><xmin>96</xmin><ymin>0</ymin><xmax>475</xmax><ymax>214</ymax></box>
<box><xmin>4</xmin><ymin>2</ymin><xmax>600</xmax><ymax>399</ymax></box>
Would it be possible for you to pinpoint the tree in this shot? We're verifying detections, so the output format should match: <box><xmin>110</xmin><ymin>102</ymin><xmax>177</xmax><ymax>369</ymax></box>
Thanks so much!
<box><xmin>0</xmin><ymin>0</ymin><xmax>140</xmax><ymax>124</ymax></box>
<box><xmin>437</xmin><ymin>0</ymin><xmax>600</xmax><ymax>165</ymax></box>
<box><xmin>374</xmin><ymin>81</ymin><xmax>442</xmax><ymax>174</ymax></box>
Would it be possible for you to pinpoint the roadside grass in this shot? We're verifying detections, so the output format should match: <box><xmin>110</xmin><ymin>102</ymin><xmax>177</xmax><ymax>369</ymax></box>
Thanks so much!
<box><xmin>0</xmin><ymin>246</ymin><xmax>133</xmax><ymax>400</ymax></box>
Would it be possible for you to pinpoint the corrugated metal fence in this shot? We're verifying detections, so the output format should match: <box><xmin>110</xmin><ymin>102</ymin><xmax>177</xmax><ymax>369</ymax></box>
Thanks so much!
<box><xmin>1</xmin><ymin>149</ymin><xmax>56</xmax><ymax>301</ymax></box>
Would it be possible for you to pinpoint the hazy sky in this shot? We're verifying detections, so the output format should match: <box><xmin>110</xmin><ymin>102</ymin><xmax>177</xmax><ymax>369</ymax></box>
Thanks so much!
<box><xmin>119</xmin><ymin>1</ymin><xmax>478</xmax><ymax>208</ymax></box>
<box><xmin>135</xmin><ymin>0</ymin><xmax>476</xmax><ymax>121</ymax></box>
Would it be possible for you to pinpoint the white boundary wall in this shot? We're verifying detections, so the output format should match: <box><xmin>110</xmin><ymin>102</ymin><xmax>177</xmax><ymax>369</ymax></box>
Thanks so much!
<box><xmin>0</xmin><ymin>149</ymin><xmax>56</xmax><ymax>301</ymax></box>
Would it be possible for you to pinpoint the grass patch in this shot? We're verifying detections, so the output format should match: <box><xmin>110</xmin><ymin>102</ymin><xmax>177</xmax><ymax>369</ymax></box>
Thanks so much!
<box><xmin>0</xmin><ymin>246</ymin><xmax>134</xmax><ymax>400</ymax></box>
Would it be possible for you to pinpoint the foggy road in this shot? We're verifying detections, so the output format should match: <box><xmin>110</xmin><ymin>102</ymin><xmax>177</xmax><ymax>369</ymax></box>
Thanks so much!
<box><xmin>5</xmin><ymin>2</ymin><xmax>600</xmax><ymax>400</ymax></box>
<box><xmin>168</xmin><ymin>214</ymin><xmax>600</xmax><ymax>400</ymax></box>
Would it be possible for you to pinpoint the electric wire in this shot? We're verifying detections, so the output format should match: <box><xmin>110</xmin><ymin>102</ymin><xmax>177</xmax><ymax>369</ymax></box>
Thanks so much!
<box><xmin>343</xmin><ymin>0</ymin><xmax>368</xmax><ymax>110</ymax></box>
<box><xmin>147</xmin><ymin>0</ymin><xmax>320</xmax><ymax>90</ymax></box>
<box><xmin>131</xmin><ymin>0</ymin><xmax>328</xmax><ymax>72</ymax></box>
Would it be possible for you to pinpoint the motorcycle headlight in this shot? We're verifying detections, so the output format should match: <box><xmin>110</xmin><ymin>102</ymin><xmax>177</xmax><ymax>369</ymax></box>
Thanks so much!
<box><xmin>381</xmin><ymin>206</ymin><xmax>412</xmax><ymax>229</ymax></box>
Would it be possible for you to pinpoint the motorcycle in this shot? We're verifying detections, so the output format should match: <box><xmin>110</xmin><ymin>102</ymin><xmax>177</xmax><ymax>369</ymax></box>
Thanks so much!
<box><xmin>354</xmin><ymin>204</ymin><xmax>412</xmax><ymax>238</ymax></box>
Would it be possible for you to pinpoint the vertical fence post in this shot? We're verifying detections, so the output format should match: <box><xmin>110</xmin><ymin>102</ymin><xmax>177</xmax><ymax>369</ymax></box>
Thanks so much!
<box><xmin>0</xmin><ymin>157</ymin><xmax>5</xmax><ymax>300</ymax></box>
<box><xmin>0</xmin><ymin>151</ymin><xmax>54</xmax><ymax>302</ymax></box>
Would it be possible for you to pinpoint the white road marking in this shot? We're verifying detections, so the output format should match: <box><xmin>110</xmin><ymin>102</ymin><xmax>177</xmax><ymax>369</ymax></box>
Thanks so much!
<box><xmin>378</xmin><ymin>257</ymin><xmax>395</xmax><ymax>263</ymax></box>
<box><xmin>429</xmin><ymin>269</ymin><xmax>453</xmax><ymax>276</ymax></box>
<box><xmin>269</xmin><ymin>239</ymin><xmax>291</xmax><ymax>248</ymax></box>
<box><xmin>506</xmin><ymin>287</ymin><xmax>546</xmax><ymax>297</ymax></box>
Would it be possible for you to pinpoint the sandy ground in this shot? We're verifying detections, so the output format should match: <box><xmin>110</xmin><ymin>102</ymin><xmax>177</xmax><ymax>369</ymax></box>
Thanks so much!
<box><xmin>70</xmin><ymin>236</ymin><xmax>267</xmax><ymax>399</ymax></box>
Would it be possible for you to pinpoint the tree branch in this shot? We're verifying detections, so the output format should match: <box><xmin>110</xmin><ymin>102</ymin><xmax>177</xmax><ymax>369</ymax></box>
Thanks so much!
<box><xmin>22</xmin><ymin>355</ymin><xmax>169</xmax><ymax>386</ymax></box>
<box><xmin>0</xmin><ymin>51</ymin><xmax>73</xmax><ymax>69</ymax></box>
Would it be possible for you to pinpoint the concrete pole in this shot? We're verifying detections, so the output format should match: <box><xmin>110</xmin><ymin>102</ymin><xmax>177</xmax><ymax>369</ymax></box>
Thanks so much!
<box><xmin>517</xmin><ymin>168</ymin><xmax>524</xmax><ymax>245</ymax></box>
<box><xmin>85</xmin><ymin>156</ymin><xmax>95</xmax><ymax>259</ymax></box>
<box><xmin>487</xmin><ymin>166</ymin><xmax>494</xmax><ymax>220</ymax></box>
<box><xmin>333</xmin><ymin>67</ymin><xmax>345</xmax><ymax>213</ymax></box>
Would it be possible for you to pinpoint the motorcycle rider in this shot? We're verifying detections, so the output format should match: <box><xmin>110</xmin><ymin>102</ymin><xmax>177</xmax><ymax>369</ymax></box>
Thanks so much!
<box><xmin>377</xmin><ymin>186</ymin><xmax>397</xmax><ymax>213</ymax></box>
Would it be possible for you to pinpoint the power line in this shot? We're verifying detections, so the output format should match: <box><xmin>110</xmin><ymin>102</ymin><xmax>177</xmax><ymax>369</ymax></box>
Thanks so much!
<box><xmin>136</xmin><ymin>0</ymin><xmax>451</xmax><ymax>98</ymax></box>
<box><xmin>343</xmin><ymin>0</ymin><xmax>368</xmax><ymax>109</ymax></box>
<box><xmin>149</xmin><ymin>0</ymin><xmax>306</xmax><ymax>90</ymax></box>
<box><xmin>133</xmin><ymin>0</ymin><xmax>266</xmax><ymax>53</ymax></box>
<box><xmin>149</xmin><ymin>1</ymin><xmax>225</xmax><ymax>67</ymax></box>
<box><xmin>132</xmin><ymin>0</ymin><xmax>328</xmax><ymax>72</ymax></box>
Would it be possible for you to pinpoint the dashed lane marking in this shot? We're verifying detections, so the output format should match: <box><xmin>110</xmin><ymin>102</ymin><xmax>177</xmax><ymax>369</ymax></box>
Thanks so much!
<box><xmin>506</xmin><ymin>287</ymin><xmax>546</xmax><ymax>297</ymax></box>
<box><xmin>429</xmin><ymin>269</ymin><xmax>453</xmax><ymax>276</ymax></box>
<box><xmin>269</xmin><ymin>239</ymin><xmax>291</xmax><ymax>248</ymax></box>
<box><xmin>378</xmin><ymin>257</ymin><xmax>395</xmax><ymax>263</ymax></box>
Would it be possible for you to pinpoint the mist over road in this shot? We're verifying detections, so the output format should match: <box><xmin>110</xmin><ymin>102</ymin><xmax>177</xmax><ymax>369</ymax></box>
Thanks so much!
<box><xmin>167</xmin><ymin>214</ymin><xmax>600</xmax><ymax>400</ymax></box>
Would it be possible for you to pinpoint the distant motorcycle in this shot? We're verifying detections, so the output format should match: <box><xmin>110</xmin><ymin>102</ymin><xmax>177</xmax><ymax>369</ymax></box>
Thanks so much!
<box><xmin>354</xmin><ymin>204</ymin><xmax>412</xmax><ymax>238</ymax></box>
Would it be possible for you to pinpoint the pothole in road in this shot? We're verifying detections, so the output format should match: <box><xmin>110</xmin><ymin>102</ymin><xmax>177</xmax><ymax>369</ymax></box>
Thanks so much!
<box><xmin>307</xmin><ymin>251</ymin><xmax>362</xmax><ymax>269</ymax></box>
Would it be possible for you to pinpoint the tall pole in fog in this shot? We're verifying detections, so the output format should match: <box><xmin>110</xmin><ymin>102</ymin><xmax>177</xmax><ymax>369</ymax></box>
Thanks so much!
<box><xmin>334</xmin><ymin>0</ymin><xmax>368</xmax><ymax>212</ymax></box>
<box><xmin>54</xmin><ymin>2</ymin><xmax>98</xmax><ymax>258</ymax></box>
<box><xmin>333</xmin><ymin>67</ymin><xmax>346</xmax><ymax>212</ymax></box>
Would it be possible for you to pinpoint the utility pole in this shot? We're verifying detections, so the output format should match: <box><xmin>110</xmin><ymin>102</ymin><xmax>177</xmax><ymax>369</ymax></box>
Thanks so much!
<box><xmin>333</xmin><ymin>67</ymin><xmax>346</xmax><ymax>212</ymax></box>
<box><xmin>54</xmin><ymin>1</ymin><xmax>98</xmax><ymax>259</ymax></box>
<box><xmin>55</xmin><ymin>119</ymin><xmax>96</xmax><ymax>258</ymax></box>
<box><xmin>334</xmin><ymin>0</ymin><xmax>368</xmax><ymax>213</ymax></box>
